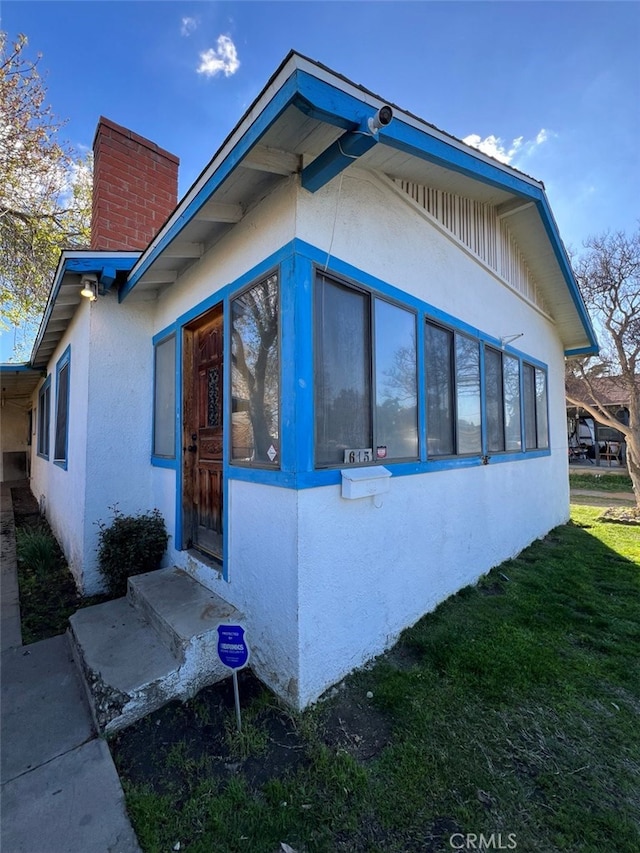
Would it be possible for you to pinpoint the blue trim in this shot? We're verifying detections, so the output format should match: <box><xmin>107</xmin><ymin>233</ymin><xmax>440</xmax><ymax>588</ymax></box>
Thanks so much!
<box><xmin>222</xmin><ymin>294</ymin><xmax>231</xmax><ymax>581</ymax></box>
<box><xmin>0</xmin><ymin>363</ymin><xmax>38</xmax><ymax>373</ymax></box>
<box><xmin>36</xmin><ymin>374</ymin><xmax>51</xmax><ymax>460</ymax></box>
<box><xmin>301</xmin><ymin>126</ymin><xmax>378</xmax><ymax>192</ymax></box>
<box><xmin>152</xmin><ymin>323</ymin><xmax>177</xmax><ymax>346</ymax></box>
<box><xmin>119</xmin><ymin>62</ymin><xmax>595</xmax><ymax>352</ymax></box>
<box><xmin>120</xmin><ymin>72</ymin><xmax>307</xmax><ymax>301</ymax></box>
<box><xmin>227</xmin><ymin>448</ymin><xmax>552</xmax><ymax>490</ymax></box>
<box><xmin>174</xmin><ymin>324</ymin><xmax>184</xmax><ymax>555</ymax></box>
<box><xmin>565</xmin><ymin>345</ymin><xmax>597</xmax><ymax>358</ymax></box>
<box><xmin>53</xmin><ymin>345</ymin><xmax>71</xmax><ymax>470</ymax></box>
<box><xmin>31</xmin><ymin>253</ymin><xmax>138</xmax><ymax>364</ymax></box>
<box><xmin>151</xmin><ymin>331</ymin><xmax>177</xmax><ymax>465</ymax></box>
<box><xmin>151</xmin><ymin>456</ymin><xmax>177</xmax><ymax>470</ymax></box>
<box><xmin>534</xmin><ymin>198</ymin><xmax>598</xmax><ymax>354</ymax></box>
<box><xmin>155</xmin><ymin>238</ymin><xmax>559</xmax><ymax>535</ymax></box>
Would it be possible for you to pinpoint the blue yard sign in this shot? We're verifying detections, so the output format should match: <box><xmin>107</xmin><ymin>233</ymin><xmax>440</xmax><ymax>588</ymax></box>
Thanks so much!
<box><xmin>217</xmin><ymin>624</ymin><xmax>250</xmax><ymax>732</ymax></box>
<box><xmin>217</xmin><ymin>624</ymin><xmax>250</xmax><ymax>670</ymax></box>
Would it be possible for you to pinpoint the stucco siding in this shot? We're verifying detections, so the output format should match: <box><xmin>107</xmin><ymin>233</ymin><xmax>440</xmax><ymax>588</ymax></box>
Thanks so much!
<box><xmin>295</xmin><ymin>454</ymin><xmax>567</xmax><ymax>707</ymax></box>
<box><xmin>30</xmin><ymin>306</ymin><xmax>90</xmax><ymax>590</ymax></box>
<box><xmin>82</xmin><ymin>295</ymin><xmax>155</xmax><ymax>593</ymax></box>
<box><xmin>172</xmin><ymin>480</ymin><xmax>301</xmax><ymax>705</ymax></box>
<box><xmin>152</xmin><ymin>178</ymin><xmax>296</xmax><ymax>335</ymax></box>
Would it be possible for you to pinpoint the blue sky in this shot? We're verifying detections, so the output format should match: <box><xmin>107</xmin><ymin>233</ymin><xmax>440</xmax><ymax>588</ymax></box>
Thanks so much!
<box><xmin>1</xmin><ymin>0</ymin><xmax>639</xmax><ymax>359</ymax></box>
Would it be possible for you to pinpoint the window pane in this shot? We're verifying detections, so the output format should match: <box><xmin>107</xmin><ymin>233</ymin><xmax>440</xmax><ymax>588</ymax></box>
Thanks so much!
<box><xmin>231</xmin><ymin>273</ymin><xmax>280</xmax><ymax>465</ymax></box>
<box><xmin>535</xmin><ymin>369</ymin><xmax>549</xmax><ymax>449</ymax></box>
<box><xmin>38</xmin><ymin>382</ymin><xmax>50</xmax><ymax>458</ymax></box>
<box><xmin>315</xmin><ymin>275</ymin><xmax>371</xmax><ymax>466</ymax></box>
<box><xmin>485</xmin><ymin>347</ymin><xmax>504</xmax><ymax>453</ymax></box>
<box><xmin>455</xmin><ymin>335</ymin><xmax>481</xmax><ymax>454</ymax></box>
<box><xmin>523</xmin><ymin>363</ymin><xmax>537</xmax><ymax>449</ymax></box>
<box><xmin>153</xmin><ymin>336</ymin><xmax>176</xmax><ymax>457</ymax></box>
<box><xmin>503</xmin><ymin>355</ymin><xmax>521</xmax><ymax>451</ymax></box>
<box><xmin>54</xmin><ymin>363</ymin><xmax>69</xmax><ymax>462</ymax></box>
<box><xmin>374</xmin><ymin>299</ymin><xmax>418</xmax><ymax>460</ymax></box>
<box><xmin>425</xmin><ymin>323</ymin><xmax>454</xmax><ymax>456</ymax></box>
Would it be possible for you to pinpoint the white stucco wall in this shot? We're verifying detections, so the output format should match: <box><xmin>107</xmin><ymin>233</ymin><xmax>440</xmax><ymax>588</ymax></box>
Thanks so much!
<box><xmin>82</xmin><ymin>293</ymin><xmax>155</xmax><ymax>593</ymax></box>
<box><xmin>30</xmin><ymin>164</ymin><xmax>573</xmax><ymax>709</ymax></box>
<box><xmin>152</xmin><ymin>178</ymin><xmax>297</xmax><ymax>334</ymax></box>
<box><xmin>295</xmin><ymin>456</ymin><xmax>565</xmax><ymax>706</ymax></box>
<box><xmin>30</xmin><ymin>306</ymin><xmax>90</xmax><ymax>589</ymax></box>
<box><xmin>142</xmin><ymin>167</ymin><xmax>572</xmax><ymax>709</ymax></box>
<box><xmin>286</xmin><ymin>168</ymin><xmax>570</xmax><ymax>704</ymax></box>
<box><xmin>29</xmin><ymin>293</ymin><xmax>155</xmax><ymax>594</ymax></box>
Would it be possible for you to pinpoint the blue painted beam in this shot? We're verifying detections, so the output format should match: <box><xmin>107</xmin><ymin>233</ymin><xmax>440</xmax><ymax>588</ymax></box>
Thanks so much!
<box><xmin>301</xmin><ymin>126</ymin><xmax>378</xmax><ymax>192</ymax></box>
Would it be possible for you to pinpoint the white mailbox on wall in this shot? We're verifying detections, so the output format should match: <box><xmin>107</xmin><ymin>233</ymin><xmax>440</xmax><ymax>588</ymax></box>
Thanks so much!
<box><xmin>341</xmin><ymin>466</ymin><xmax>391</xmax><ymax>500</ymax></box>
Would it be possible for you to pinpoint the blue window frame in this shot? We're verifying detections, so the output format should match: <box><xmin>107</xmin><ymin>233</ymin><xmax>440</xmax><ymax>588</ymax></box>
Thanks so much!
<box><xmin>314</xmin><ymin>272</ymin><xmax>419</xmax><ymax>468</ymax></box>
<box><xmin>37</xmin><ymin>375</ymin><xmax>51</xmax><ymax>459</ymax></box>
<box><xmin>153</xmin><ymin>334</ymin><xmax>177</xmax><ymax>460</ymax></box>
<box><xmin>54</xmin><ymin>346</ymin><xmax>70</xmax><ymax>469</ymax></box>
<box><xmin>523</xmin><ymin>363</ymin><xmax>549</xmax><ymax>450</ymax></box>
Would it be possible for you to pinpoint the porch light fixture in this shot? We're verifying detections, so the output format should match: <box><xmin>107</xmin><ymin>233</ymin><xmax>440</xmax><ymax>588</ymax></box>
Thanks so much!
<box><xmin>79</xmin><ymin>275</ymin><xmax>99</xmax><ymax>301</ymax></box>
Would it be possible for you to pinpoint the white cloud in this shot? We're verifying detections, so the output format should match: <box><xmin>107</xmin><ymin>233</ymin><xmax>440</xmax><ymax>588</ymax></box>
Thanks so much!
<box><xmin>197</xmin><ymin>35</ymin><xmax>240</xmax><ymax>78</ymax></box>
<box><xmin>463</xmin><ymin>129</ymin><xmax>550</xmax><ymax>166</ymax></box>
<box><xmin>181</xmin><ymin>17</ymin><xmax>197</xmax><ymax>37</ymax></box>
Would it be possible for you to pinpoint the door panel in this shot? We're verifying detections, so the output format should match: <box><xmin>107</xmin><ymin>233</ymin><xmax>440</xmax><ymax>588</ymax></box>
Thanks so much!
<box><xmin>183</xmin><ymin>304</ymin><xmax>223</xmax><ymax>558</ymax></box>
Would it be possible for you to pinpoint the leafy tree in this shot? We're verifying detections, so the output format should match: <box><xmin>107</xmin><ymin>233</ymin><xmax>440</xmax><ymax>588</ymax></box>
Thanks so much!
<box><xmin>566</xmin><ymin>226</ymin><xmax>640</xmax><ymax>505</ymax></box>
<box><xmin>0</xmin><ymin>32</ymin><xmax>91</xmax><ymax>341</ymax></box>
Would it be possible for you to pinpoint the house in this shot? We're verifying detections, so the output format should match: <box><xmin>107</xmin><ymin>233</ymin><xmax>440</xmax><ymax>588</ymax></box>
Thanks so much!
<box><xmin>5</xmin><ymin>51</ymin><xmax>597</xmax><ymax>718</ymax></box>
<box><xmin>567</xmin><ymin>375</ymin><xmax>634</xmax><ymax>466</ymax></box>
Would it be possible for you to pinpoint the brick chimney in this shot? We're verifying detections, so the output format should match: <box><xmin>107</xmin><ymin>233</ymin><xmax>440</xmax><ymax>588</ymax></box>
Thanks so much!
<box><xmin>91</xmin><ymin>117</ymin><xmax>179</xmax><ymax>251</ymax></box>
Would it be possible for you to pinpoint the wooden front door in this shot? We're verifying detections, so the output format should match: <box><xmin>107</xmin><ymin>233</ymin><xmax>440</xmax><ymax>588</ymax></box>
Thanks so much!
<box><xmin>183</xmin><ymin>304</ymin><xmax>224</xmax><ymax>558</ymax></box>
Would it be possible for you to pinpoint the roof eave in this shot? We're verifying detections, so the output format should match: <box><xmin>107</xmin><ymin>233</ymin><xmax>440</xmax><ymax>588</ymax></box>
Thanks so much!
<box><xmin>30</xmin><ymin>251</ymin><xmax>140</xmax><ymax>369</ymax></box>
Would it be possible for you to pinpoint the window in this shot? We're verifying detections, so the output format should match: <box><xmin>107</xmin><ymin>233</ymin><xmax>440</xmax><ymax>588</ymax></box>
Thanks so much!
<box><xmin>153</xmin><ymin>335</ymin><xmax>176</xmax><ymax>458</ymax></box>
<box><xmin>484</xmin><ymin>347</ymin><xmax>522</xmax><ymax>453</ymax></box>
<box><xmin>425</xmin><ymin>322</ymin><xmax>480</xmax><ymax>456</ymax></box>
<box><xmin>37</xmin><ymin>376</ymin><xmax>51</xmax><ymax>459</ymax></box>
<box><xmin>455</xmin><ymin>334</ymin><xmax>481</xmax><ymax>454</ymax></box>
<box><xmin>54</xmin><ymin>347</ymin><xmax>70</xmax><ymax>468</ymax></box>
<box><xmin>231</xmin><ymin>273</ymin><xmax>280</xmax><ymax>466</ymax></box>
<box><xmin>503</xmin><ymin>354</ymin><xmax>522</xmax><ymax>451</ymax></box>
<box><xmin>523</xmin><ymin>363</ymin><xmax>549</xmax><ymax>450</ymax></box>
<box><xmin>314</xmin><ymin>273</ymin><xmax>418</xmax><ymax>467</ymax></box>
<box><xmin>485</xmin><ymin>347</ymin><xmax>505</xmax><ymax>452</ymax></box>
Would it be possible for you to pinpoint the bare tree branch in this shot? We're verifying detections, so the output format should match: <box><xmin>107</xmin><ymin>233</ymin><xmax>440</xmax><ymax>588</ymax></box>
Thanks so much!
<box><xmin>566</xmin><ymin>225</ymin><xmax>640</xmax><ymax>505</ymax></box>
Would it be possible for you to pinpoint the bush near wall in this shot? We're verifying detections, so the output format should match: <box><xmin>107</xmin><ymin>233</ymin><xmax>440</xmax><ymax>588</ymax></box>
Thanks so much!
<box><xmin>97</xmin><ymin>507</ymin><xmax>169</xmax><ymax>598</ymax></box>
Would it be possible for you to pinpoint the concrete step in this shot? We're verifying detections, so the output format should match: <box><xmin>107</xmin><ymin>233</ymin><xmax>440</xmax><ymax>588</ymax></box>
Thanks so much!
<box><xmin>128</xmin><ymin>566</ymin><xmax>239</xmax><ymax>660</ymax></box>
<box><xmin>69</xmin><ymin>567</ymin><xmax>242</xmax><ymax>734</ymax></box>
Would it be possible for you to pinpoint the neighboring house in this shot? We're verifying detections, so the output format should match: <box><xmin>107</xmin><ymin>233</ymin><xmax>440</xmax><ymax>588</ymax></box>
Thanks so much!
<box><xmin>6</xmin><ymin>52</ymin><xmax>597</xmax><ymax>711</ymax></box>
<box><xmin>567</xmin><ymin>376</ymin><xmax>634</xmax><ymax>465</ymax></box>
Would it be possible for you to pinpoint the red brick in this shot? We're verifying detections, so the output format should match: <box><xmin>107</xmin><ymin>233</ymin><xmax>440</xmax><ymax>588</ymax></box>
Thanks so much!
<box><xmin>91</xmin><ymin>118</ymin><xmax>179</xmax><ymax>251</ymax></box>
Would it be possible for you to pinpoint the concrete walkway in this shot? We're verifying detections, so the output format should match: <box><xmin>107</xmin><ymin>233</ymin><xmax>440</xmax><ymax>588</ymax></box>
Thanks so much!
<box><xmin>0</xmin><ymin>483</ymin><xmax>141</xmax><ymax>853</ymax></box>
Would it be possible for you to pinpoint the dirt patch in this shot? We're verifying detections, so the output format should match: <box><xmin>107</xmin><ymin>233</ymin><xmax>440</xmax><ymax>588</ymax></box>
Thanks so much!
<box><xmin>315</xmin><ymin>681</ymin><xmax>393</xmax><ymax>762</ymax></box>
<box><xmin>10</xmin><ymin>485</ymin><xmax>40</xmax><ymax>525</ymax></box>
<box><xmin>110</xmin><ymin>670</ymin><xmax>308</xmax><ymax>798</ymax></box>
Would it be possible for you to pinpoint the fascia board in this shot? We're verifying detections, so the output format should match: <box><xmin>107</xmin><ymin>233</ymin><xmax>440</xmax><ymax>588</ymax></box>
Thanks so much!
<box><xmin>122</xmin><ymin>52</ymin><xmax>598</xmax><ymax>352</ymax></box>
<box><xmin>30</xmin><ymin>251</ymin><xmax>139</xmax><ymax>366</ymax></box>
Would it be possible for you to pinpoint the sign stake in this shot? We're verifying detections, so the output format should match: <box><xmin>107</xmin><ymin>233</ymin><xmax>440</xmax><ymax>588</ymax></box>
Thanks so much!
<box><xmin>232</xmin><ymin>670</ymin><xmax>242</xmax><ymax>732</ymax></box>
<box><xmin>217</xmin><ymin>624</ymin><xmax>250</xmax><ymax>733</ymax></box>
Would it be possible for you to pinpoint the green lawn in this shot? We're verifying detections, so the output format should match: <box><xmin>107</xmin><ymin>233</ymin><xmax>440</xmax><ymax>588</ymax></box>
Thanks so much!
<box><xmin>569</xmin><ymin>471</ymin><xmax>633</xmax><ymax>492</ymax></box>
<box><xmin>113</xmin><ymin>507</ymin><xmax>640</xmax><ymax>853</ymax></box>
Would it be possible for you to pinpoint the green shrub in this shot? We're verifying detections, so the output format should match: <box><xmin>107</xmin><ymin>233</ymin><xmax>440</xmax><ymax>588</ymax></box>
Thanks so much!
<box><xmin>16</xmin><ymin>525</ymin><xmax>60</xmax><ymax>576</ymax></box>
<box><xmin>97</xmin><ymin>507</ymin><xmax>169</xmax><ymax>598</ymax></box>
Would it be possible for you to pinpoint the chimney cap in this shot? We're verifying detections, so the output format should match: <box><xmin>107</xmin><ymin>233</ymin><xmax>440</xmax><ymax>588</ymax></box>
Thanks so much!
<box><xmin>93</xmin><ymin>116</ymin><xmax>180</xmax><ymax>166</ymax></box>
